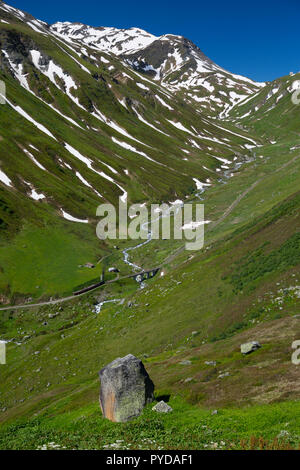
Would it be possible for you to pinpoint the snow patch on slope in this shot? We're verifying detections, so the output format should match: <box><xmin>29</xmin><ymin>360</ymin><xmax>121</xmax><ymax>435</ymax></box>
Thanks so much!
<box><xmin>0</xmin><ymin>169</ymin><xmax>12</xmax><ymax>187</ymax></box>
<box><xmin>61</xmin><ymin>210</ymin><xmax>89</xmax><ymax>223</ymax></box>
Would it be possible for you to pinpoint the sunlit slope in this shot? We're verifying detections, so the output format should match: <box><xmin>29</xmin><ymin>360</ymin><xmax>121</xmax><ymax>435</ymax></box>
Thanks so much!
<box><xmin>0</xmin><ymin>146</ymin><xmax>299</xmax><ymax>447</ymax></box>
<box><xmin>0</xmin><ymin>2</ymin><xmax>265</xmax><ymax>300</ymax></box>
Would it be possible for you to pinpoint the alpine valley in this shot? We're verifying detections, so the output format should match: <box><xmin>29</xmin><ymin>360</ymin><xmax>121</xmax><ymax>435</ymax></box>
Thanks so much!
<box><xmin>0</xmin><ymin>1</ymin><xmax>299</xmax><ymax>450</ymax></box>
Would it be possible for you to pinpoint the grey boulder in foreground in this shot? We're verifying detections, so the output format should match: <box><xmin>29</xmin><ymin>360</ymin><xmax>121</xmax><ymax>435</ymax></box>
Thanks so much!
<box><xmin>152</xmin><ymin>401</ymin><xmax>173</xmax><ymax>413</ymax></box>
<box><xmin>99</xmin><ymin>354</ymin><xmax>154</xmax><ymax>422</ymax></box>
<box><xmin>240</xmin><ymin>341</ymin><xmax>262</xmax><ymax>355</ymax></box>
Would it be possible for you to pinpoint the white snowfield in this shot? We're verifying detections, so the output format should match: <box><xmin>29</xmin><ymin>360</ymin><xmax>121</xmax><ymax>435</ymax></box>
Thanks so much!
<box><xmin>29</xmin><ymin>50</ymin><xmax>84</xmax><ymax>110</ymax></box>
<box><xmin>0</xmin><ymin>1</ymin><xmax>272</xmax><ymax>212</ymax></box>
<box><xmin>75</xmin><ymin>171</ymin><xmax>102</xmax><ymax>198</ymax></box>
<box><xmin>23</xmin><ymin>180</ymin><xmax>46</xmax><ymax>201</ymax></box>
<box><xmin>111</xmin><ymin>137</ymin><xmax>165</xmax><ymax>167</ymax></box>
<box><xmin>193</xmin><ymin>178</ymin><xmax>211</xmax><ymax>191</ymax></box>
<box><xmin>50</xmin><ymin>23</ymin><xmax>157</xmax><ymax>56</ymax></box>
<box><xmin>2</xmin><ymin>49</ymin><xmax>84</xmax><ymax>129</ymax></box>
<box><xmin>133</xmin><ymin>107</ymin><xmax>170</xmax><ymax>136</ymax></box>
<box><xmin>49</xmin><ymin>18</ymin><xmax>265</xmax><ymax>95</ymax></box>
<box><xmin>30</xmin><ymin>189</ymin><xmax>45</xmax><ymax>200</ymax></box>
<box><xmin>64</xmin><ymin>143</ymin><xmax>128</xmax><ymax>201</ymax></box>
<box><xmin>24</xmin><ymin>149</ymin><xmax>47</xmax><ymax>172</ymax></box>
<box><xmin>0</xmin><ymin>93</ymin><xmax>57</xmax><ymax>141</ymax></box>
<box><xmin>136</xmin><ymin>82</ymin><xmax>150</xmax><ymax>91</ymax></box>
<box><xmin>181</xmin><ymin>220</ymin><xmax>211</xmax><ymax>230</ymax></box>
<box><xmin>2</xmin><ymin>50</ymin><xmax>30</xmax><ymax>90</ymax></box>
<box><xmin>61</xmin><ymin>209</ymin><xmax>89</xmax><ymax>224</ymax></box>
<box><xmin>167</xmin><ymin>120</ymin><xmax>195</xmax><ymax>136</ymax></box>
<box><xmin>155</xmin><ymin>95</ymin><xmax>174</xmax><ymax>110</ymax></box>
<box><xmin>92</xmin><ymin>107</ymin><xmax>151</xmax><ymax>148</ymax></box>
<box><xmin>0</xmin><ymin>3</ymin><xmax>48</xmax><ymax>36</ymax></box>
<box><xmin>0</xmin><ymin>169</ymin><xmax>12</xmax><ymax>187</ymax></box>
<box><xmin>0</xmin><ymin>2</ymin><xmax>25</xmax><ymax>20</ymax></box>
<box><xmin>1</xmin><ymin>1</ymin><xmax>266</xmax><ymax>120</ymax></box>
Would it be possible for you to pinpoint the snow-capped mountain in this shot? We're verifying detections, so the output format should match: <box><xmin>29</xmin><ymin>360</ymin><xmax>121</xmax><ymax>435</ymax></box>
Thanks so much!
<box><xmin>0</xmin><ymin>0</ymin><xmax>299</xmax><ymax>304</ymax></box>
<box><xmin>50</xmin><ymin>22</ymin><xmax>157</xmax><ymax>56</ymax></box>
<box><xmin>0</xmin><ymin>1</ymin><xmax>266</xmax><ymax>118</ymax></box>
<box><xmin>2</xmin><ymin>0</ymin><xmax>294</xmax><ymax>240</ymax></box>
<box><xmin>50</xmin><ymin>20</ymin><xmax>265</xmax><ymax>116</ymax></box>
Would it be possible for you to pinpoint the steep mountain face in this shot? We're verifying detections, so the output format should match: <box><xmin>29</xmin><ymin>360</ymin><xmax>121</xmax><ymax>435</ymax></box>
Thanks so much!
<box><xmin>0</xmin><ymin>1</ymin><xmax>297</xmax><ymax>301</ymax></box>
<box><xmin>50</xmin><ymin>22</ymin><xmax>158</xmax><ymax>55</ymax></box>
<box><xmin>123</xmin><ymin>35</ymin><xmax>266</xmax><ymax>115</ymax></box>
<box><xmin>50</xmin><ymin>20</ymin><xmax>265</xmax><ymax>117</ymax></box>
<box><xmin>0</xmin><ymin>1</ymin><xmax>263</xmax><ymax>221</ymax></box>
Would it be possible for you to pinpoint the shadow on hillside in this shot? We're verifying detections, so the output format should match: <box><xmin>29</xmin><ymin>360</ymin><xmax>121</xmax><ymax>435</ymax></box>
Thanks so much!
<box><xmin>155</xmin><ymin>394</ymin><xmax>171</xmax><ymax>403</ymax></box>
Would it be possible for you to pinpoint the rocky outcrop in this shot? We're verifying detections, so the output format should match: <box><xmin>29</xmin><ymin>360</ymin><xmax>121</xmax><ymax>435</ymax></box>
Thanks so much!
<box><xmin>240</xmin><ymin>341</ymin><xmax>261</xmax><ymax>355</ymax></box>
<box><xmin>152</xmin><ymin>401</ymin><xmax>173</xmax><ymax>413</ymax></box>
<box><xmin>99</xmin><ymin>354</ymin><xmax>154</xmax><ymax>422</ymax></box>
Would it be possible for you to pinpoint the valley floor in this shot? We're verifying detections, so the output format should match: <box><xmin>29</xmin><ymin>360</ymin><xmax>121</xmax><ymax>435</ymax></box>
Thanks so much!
<box><xmin>0</xmin><ymin>138</ymin><xmax>300</xmax><ymax>450</ymax></box>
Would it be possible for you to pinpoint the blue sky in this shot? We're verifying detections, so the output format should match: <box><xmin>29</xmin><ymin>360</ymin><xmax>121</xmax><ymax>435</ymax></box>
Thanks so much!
<box><xmin>6</xmin><ymin>0</ymin><xmax>300</xmax><ymax>82</ymax></box>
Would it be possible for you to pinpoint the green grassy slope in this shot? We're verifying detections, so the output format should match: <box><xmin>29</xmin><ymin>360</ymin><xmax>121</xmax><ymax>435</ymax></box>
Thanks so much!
<box><xmin>0</xmin><ymin>2</ymin><xmax>300</xmax><ymax>451</ymax></box>
<box><xmin>0</xmin><ymin>136</ymin><xmax>299</xmax><ymax>448</ymax></box>
<box><xmin>0</xmin><ymin>6</ymin><xmax>266</xmax><ymax>301</ymax></box>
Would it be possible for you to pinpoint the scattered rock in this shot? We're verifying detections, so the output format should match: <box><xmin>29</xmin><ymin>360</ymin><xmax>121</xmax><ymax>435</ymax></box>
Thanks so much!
<box><xmin>218</xmin><ymin>372</ymin><xmax>230</xmax><ymax>379</ymax></box>
<box><xmin>152</xmin><ymin>401</ymin><xmax>173</xmax><ymax>413</ymax></box>
<box><xmin>48</xmin><ymin>313</ymin><xmax>59</xmax><ymax>319</ymax></box>
<box><xmin>84</xmin><ymin>263</ymin><xmax>95</xmax><ymax>269</ymax></box>
<box><xmin>277</xmin><ymin>430</ymin><xmax>290</xmax><ymax>439</ymax></box>
<box><xmin>184</xmin><ymin>377</ymin><xmax>193</xmax><ymax>383</ymax></box>
<box><xmin>240</xmin><ymin>341</ymin><xmax>261</xmax><ymax>355</ymax></box>
<box><xmin>205</xmin><ymin>361</ymin><xmax>217</xmax><ymax>366</ymax></box>
<box><xmin>108</xmin><ymin>267</ymin><xmax>119</xmax><ymax>273</ymax></box>
<box><xmin>179</xmin><ymin>360</ymin><xmax>192</xmax><ymax>365</ymax></box>
<box><xmin>99</xmin><ymin>354</ymin><xmax>154</xmax><ymax>423</ymax></box>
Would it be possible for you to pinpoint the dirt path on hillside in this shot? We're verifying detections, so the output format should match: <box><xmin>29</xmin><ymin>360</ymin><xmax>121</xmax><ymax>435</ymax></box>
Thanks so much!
<box><xmin>163</xmin><ymin>154</ymin><xmax>300</xmax><ymax>265</ymax></box>
<box><xmin>209</xmin><ymin>180</ymin><xmax>260</xmax><ymax>229</ymax></box>
<box><xmin>162</xmin><ymin>179</ymin><xmax>260</xmax><ymax>265</ymax></box>
<box><xmin>1</xmin><ymin>154</ymin><xmax>299</xmax><ymax>312</ymax></box>
<box><xmin>0</xmin><ymin>272</ymin><xmax>154</xmax><ymax>311</ymax></box>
